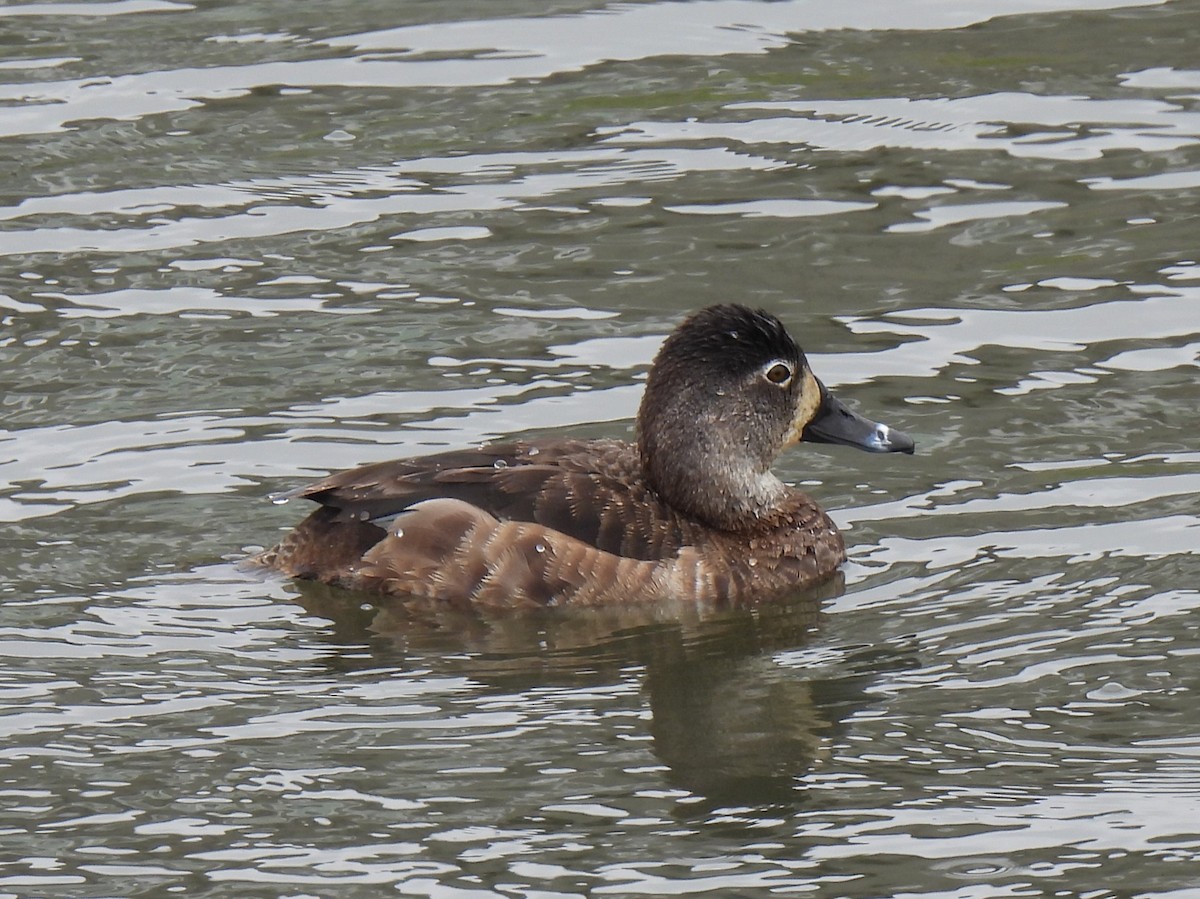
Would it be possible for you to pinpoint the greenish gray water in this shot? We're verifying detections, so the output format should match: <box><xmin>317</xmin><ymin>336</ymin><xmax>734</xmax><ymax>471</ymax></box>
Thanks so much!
<box><xmin>2</xmin><ymin>0</ymin><xmax>1199</xmax><ymax>895</ymax></box>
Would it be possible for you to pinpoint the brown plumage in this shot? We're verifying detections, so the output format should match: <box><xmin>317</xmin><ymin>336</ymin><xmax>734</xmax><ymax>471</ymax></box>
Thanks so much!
<box><xmin>251</xmin><ymin>305</ymin><xmax>914</xmax><ymax>611</ymax></box>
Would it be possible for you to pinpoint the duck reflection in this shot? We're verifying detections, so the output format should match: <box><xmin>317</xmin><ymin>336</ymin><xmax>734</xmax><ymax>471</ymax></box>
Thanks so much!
<box><xmin>290</xmin><ymin>574</ymin><xmax>901</xmax><ymax>804</ymax></box>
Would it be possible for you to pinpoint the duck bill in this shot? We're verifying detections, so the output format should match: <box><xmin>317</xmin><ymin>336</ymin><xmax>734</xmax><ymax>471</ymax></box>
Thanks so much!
<box><xmin>802</xmin><ymin>381</ymin><xmax>915</xmax><ymax>454</ymax></box>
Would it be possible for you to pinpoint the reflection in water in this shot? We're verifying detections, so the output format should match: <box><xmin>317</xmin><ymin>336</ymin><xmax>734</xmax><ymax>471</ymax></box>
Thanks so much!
<box><xmin>643</xmin><ymin>620</ymin><xmax>891</xmax><ymax>804</ymax></box>
<box><xmin>292</xmin><ymin>575</ymin><xmax>903</xmax><ymax>804</ymax></box>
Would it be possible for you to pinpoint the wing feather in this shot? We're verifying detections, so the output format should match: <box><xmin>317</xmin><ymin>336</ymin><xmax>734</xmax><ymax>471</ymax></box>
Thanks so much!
<box><xmin>282</xmin><ymin>439</ymin><xmax>691</xmax><ymax>562</ymax></box>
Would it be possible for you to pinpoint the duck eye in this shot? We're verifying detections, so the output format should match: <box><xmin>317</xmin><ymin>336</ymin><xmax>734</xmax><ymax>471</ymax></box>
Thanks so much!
<box><xmin>765</xmin><ymin>362</ymin><xmax>792</xmax><ymax>385</ymax></box>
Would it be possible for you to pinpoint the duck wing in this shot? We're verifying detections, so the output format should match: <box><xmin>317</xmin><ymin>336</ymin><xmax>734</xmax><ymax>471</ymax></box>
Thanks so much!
<box><xmin>280</xmin><ymin>439</ymin><xmax>691</xmax><ymax>562</ymax></box>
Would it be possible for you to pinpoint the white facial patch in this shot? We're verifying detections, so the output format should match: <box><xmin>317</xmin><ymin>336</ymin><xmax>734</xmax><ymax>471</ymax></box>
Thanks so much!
<box><xmin>786</xmin><ymin>369</ymin><xmax>821</xmax><ymax>444</ymax></box>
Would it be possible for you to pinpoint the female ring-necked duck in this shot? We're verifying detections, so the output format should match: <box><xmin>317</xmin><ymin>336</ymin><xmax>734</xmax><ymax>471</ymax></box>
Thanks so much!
<box><xmin>252</xmin><ymin>304</ymin><xmax>913</xmax><ymax>610</ymax></box>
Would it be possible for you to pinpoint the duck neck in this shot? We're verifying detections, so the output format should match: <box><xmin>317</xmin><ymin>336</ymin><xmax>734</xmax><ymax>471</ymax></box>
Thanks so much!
<box><xmin>637</xmin><ymin>411</ymin><xmax>787</xmax><ymax>532</ymax></box>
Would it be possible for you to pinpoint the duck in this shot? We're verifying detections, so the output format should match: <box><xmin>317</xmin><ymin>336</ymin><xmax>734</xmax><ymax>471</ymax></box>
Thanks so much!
<box><xmin>251</xmin><ymin>304</ymin><xmax>914</xmax><ymax>612</ymax></box>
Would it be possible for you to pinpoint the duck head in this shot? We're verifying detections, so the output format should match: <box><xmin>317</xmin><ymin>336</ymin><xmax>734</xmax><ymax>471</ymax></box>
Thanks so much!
<box><xmin>636</xmin><ymin>304</ymin><xmax>914</xmax><ymax>531</ymax></box>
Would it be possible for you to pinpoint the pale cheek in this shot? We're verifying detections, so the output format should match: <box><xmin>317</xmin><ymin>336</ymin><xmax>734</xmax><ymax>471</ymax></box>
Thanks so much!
<box><xmin>788</xmin><ymin>371</ymin><xmax>821</xmax><ymax>442</ymax></box>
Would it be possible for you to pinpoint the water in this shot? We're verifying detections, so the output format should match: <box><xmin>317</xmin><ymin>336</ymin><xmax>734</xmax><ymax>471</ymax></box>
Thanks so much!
<box><xmin>2</xmin><ymin>0</ymin><xmax>1199</xmax><ymax>894</ymax></box>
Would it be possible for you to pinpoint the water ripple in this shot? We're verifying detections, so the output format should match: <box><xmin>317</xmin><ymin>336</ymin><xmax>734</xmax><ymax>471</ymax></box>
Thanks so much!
<box><xmin>3</xmin><ymin>0</ymin><xmax>1200</xmax><ymax>894</ymax></box>
<box><xmin>609</xmin><ymin>91</ymin><xmax>1200</xmax><ymax>160</ymax></box>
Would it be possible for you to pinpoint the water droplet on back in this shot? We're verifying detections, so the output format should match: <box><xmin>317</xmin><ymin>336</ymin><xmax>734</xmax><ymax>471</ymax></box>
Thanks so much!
<box><xmin>493</xmin><ymin>458</ymin><xmax>508</xmax><ymax>469</ymax></box>
<box><xmin>534</xmin><ymin>542</ymin><xmax>546</xmax><ymax>554</ymax></box>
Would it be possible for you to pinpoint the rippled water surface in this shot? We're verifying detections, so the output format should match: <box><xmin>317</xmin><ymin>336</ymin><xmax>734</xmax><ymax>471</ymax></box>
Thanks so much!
<box><xmin>3</xmin><ymin>0</ymin><xmax>1199</xmax><ymax>895</ymax></box>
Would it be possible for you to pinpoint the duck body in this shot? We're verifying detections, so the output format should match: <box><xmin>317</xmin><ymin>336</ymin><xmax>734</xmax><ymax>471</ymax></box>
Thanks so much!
<box><xmin>253</xmin><ymin>305</ymin><xmax>913</xmax><ymax>611</ymax></box>
<box><xmin>255</xmin><ymin>437</ymin><xmax>845</xmax><ymax>611</ymax></box>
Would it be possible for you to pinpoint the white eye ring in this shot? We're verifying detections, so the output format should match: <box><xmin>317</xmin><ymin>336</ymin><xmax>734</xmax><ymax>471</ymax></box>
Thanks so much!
<box><xmin>764</xmin><ymin>361</ymin><xmax>793</xmax><ymax>386</ymax></box>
